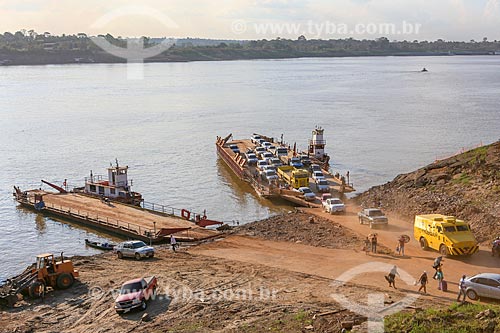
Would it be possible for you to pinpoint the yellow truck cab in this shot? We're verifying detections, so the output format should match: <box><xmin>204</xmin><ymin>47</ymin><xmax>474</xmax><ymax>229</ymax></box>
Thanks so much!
<box><xmin>277</xmin><ymin>166</ymin><xmax>309</xmax><ymax>189</ymax></box>
<box><xmin>414</xmin><ymin>214</ymin><xmax>478</xmax><ymax>256</ymax></box>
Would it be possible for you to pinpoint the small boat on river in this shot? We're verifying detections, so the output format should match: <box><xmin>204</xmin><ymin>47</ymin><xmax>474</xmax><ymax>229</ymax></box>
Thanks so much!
<box><xmin>85</xmin><ymin>239</ymin><xmax>116</xmax><ymax>250</ymax></box>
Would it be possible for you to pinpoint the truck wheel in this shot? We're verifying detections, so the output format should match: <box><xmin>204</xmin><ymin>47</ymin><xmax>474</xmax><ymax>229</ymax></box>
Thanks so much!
<box><xmin>135</xmin><ymin>253</ymin><xmax>141</xmax><ymax>260</ymax></box>
<box><xmin>141</xmin><ymin>300</ymin><xmax>147</xmax><ymax>310</ymax></box>
<box><xmin>117</xmin><ymin>252</ymin><xmax>123</xmax><ymax>259</ymax></box>
<box><xmin>439</xmin><ymin>244</ymin><xmax>449</xmax><ymax>257</ymax></box>
<box><xmin>419</xmin><ymin>237</ymin><xmax>429</xmax><ymax>250</ymax></box>
<box><xmin>359</xmin><ymin>217</ymin><xmax>363</xmax><ymax>224</ymax></box>
<box><xmin>56</xmin><ymin>273</ymin><xmax>74</xmax><ymax>289</ymax></box>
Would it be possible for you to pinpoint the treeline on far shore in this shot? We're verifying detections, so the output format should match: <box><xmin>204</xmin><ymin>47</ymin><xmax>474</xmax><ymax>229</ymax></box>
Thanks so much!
<box><xmin>1</xmin><ymin>30</ymin><xmax>500</xmax><ymax>66</ymax></box>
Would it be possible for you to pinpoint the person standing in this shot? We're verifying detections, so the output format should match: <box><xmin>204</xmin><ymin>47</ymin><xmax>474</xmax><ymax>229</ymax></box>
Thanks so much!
<box><xmin>385</xmin><ymin>265</ymin><xmax>400</xmax><ymax>289</ymax></box>
<box><xmin>436</xmin><ymin>267</ymin><xmax>444</xmax><ymax>290</ymax></box>
<box><xmin>397</xmin><ymin>237</ymin><xmax>406</xmax><ymax>256</ymax></box>
<box><xmin>417</xmin><ymin>271</ymin><xmax>428</xmax><ymax>294</ymax></box>
<box><xmin>364</xmin><ymin>237</ymin><xmax>371</xmax><ymax>255</ymax></box>
<box><xmin>170</xmin><ymin>234</ymin><xmax>178</xmax><ymax>252</ymax></box>
<box><xmin>371</xmin><ymin>234</ymin><xmax>378</xmax><ymax>254</ymax></box>
<box><xmin>457</xmin><ymin>275</ymin><xmax>467</xmax><ymax>302</ymax></box>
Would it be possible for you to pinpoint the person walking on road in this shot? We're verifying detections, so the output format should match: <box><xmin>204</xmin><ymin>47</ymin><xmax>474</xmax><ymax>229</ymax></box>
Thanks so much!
<box><xmin>417</xmin><ymin>271</ymin><xmax>428</xmax><ymax>294</ymax></box>
<box><xmin>371</xmin><ymin>234</ymin><xmax>378</xmax><ymax>254</ymax></box>
<box><xmin>170</xmin><ymin>234</ymin><xmax>178</xmax><ymax>252</ymax></box>
<box><xmin>457</xmin><ymin>275</ymin><xmax>467</xmax><ymax>302</ymax></box>
<box><xmin>432</xmin><ymin>256</ymin><xmax>443</xmax><ymax>279</ymax></box>
<box><xmin>385</xmin><ymin>265</ymin><xmax>400</xmax><ymax>289</ymax></box>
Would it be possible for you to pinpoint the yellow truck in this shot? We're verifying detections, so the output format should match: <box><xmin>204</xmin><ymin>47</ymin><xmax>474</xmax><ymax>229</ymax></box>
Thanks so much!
<box><xmin>414</xmin><ymin>214</ymin><xmax>478</xmax><ymax>256</ymax></box>
<box><xmin>277</xmin><ymin>166</ymin><xmax>309</xmax><ymax>189</ymax></box>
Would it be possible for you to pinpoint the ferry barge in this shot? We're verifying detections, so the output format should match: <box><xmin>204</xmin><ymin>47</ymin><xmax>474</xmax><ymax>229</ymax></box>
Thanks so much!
<box><xmin>216</xmin><ymin>128</ymin><xmax>354</xmax><ymax>207</ymax></box>
<box><xmin>13</xmin><ymin>163</ymin><xmax>221</xmax><ymax>243</ymax></box>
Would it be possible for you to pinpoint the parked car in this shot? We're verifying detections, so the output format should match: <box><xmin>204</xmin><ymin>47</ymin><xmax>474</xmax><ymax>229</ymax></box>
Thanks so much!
<box><xmin>358</xmin><ymin>208</ymin><xmax>388</xmax><ymax>229</ymax></box>
<box><xmin>296</xmin><ymin>187</ymin><xmax>316</xmax><ymax>201</ymax></box>
<box><xmin>267</xmin><ymin>145</ymin><xmax>276</xmax><ymax>152</ymax></box>
<box><xmin>312</xmin><ymin>171</ymin><xmax>325</xmax><ymax>182</ymax></box>
<box><xmin>115</xmin><ymin>241</ymin><xmax>155</xmax><ymax>260</ymax></box>
<box><xmin>229</xmin><ymin>144</ymin><xmax>240</xmax><ymax>154</ymax></box>
<box><xmin>257</xmin><ymin>160</ymin><xmax>268</xmax><ymax>171</ymax></box>
<box><xmin>300</xmin><ymin>155</ymin><xmax>312</xmax><ymax>166</ymax></box>
<box><xmin>316</xmin><ymin>179</ymin><xmax>330</xmax><ymax>192</ymax></box>
<box><xmin>262</xmin><ymin>141</ymin><xmax>272</xmax><ymax>150</ymax></box>
<box><xmin>290</xmin><ymin>157</ymin><xmax>303</xmax><ymax>168</ymax></box>
<box><xmin>255</xmin><ymin>146</ymin><xmax>266</xmax><ymax>155</ymax></box>
<box><xmin>263</xmin><ymin>169</ymin><xmax>278</xmax><ymax>182</ymax></box>
<box><xmin>245</xmin><ymin>152</ymin><xmax>258</xmax><ymax>165</ymax></box>
<box><xmin>251</xmin><ymin>134</ymin><xmax>262</xmax><ymax>144</ymax></box>
<box><xmin>323</xmin><ymin>198</ymin><xmax>346</xmax><ymax>214</ymax></box>
<box><xmin>270</xmin><ymin>157</ymin><xmax>282</xmax><ymax>167</ymax></box>
<box><xmin>260</xmin><ymin>165</ymin><xmax>277</xmax><ymax>173</ymax></box>
<box><xmin>257</xmin><ymin>138</ymin><xmax>266</xmax><ymax>146</ymax></box>
<box><xmin>261</xmin><ymin>152</ymin><xmax>274</xmax><ymax>160</ymax></box>
<box><xmin>463</xmin><ymin>273</ymin><xmax>500</xmax><ymax>301</ymax></box>
<box><xmin>310</xmin><ymin>164</ymin><xmax>322</xmax><ymax>173</ymax></box>
<box><xmin>275</xmin><ymin>147</ymin><xmax>288</xmax><ymax>158</ymax></box>
<box><xmin>114</xmin><ymin>276</ymin><xmax>158</xmax><ymax>314</ymax></box>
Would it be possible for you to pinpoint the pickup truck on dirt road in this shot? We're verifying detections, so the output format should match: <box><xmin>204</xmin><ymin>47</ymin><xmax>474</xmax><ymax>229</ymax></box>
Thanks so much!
<box><xmin>358</xmin><ymin>208</ymin><xmax>388</xmax><ymax>229</ymax></box>
<box><xmin>114</xmin><ymin>276</ymin><xmax>158</xmax><ymax>314</ymax></box>
<box><xmin>322</xmin><ymin>198</ymin><xmax>346</xmax><ymax>214</ymax></box>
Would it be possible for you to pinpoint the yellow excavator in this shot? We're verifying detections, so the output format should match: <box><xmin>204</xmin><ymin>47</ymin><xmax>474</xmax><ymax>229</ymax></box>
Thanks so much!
<box><xmin>0</xmin><ymin>253</ymin><xmax>79</xmax><ymax>307</ymax></box>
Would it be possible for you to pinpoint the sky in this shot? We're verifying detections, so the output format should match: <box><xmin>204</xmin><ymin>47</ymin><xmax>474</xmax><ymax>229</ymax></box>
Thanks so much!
<box><xmin>1</xmin><ymin>0</ymin><xmax>500</xmax><ymax>41</ymax></box>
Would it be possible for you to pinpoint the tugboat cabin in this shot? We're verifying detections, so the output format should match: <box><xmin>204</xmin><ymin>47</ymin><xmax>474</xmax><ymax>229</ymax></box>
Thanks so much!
<box><xmin>83</xmin><ymin>161</ymin><xmax>142</xmax><ymax>205</ymax></box>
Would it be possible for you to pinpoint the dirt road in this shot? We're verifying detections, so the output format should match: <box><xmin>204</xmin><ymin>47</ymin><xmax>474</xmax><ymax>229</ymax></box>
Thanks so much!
<box><xmin>192</xmin><ymin>204</ymin><xmax>500</xmax><ymax>303</ymax></box>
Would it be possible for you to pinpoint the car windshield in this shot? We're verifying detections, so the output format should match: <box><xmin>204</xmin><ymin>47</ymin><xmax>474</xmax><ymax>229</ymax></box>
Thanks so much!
<box><xmin>301</xmin><ymin>188</ymin><xmax>312</xmax><ymax>194</ymax></box>
<box><xmin>456</xmin><ymin>225</ymin><xmax>469</xmax><ymax>231</ymax></box>
<box><xmin>318</xmin><ymin>180</ymin><xmax>328</xmax><ymax>185</ymax></box>
<box><xmin>314</xmin><ymin>172</ymin><xmax>323</xmax><ymax>176</ymax></box>
<box><xmin>368</xmin><ymin>210</ymin><xmax>384</xmax><ymax>216</ymax></box>
<box><xmin>266</xmin><ymin>171</ymin><xmax>277</xmax><ymax>176</ymax></box>
<box><xmin>443</xmin><ymin>226</ymin><xmax>456</xmax><ymax>232</ymax></box>
<box><xmin>120</xmin><ymin>282</ymin><xmax>143</xmax><ymax>294</ymax></box>
<box><xmin>248</xmin><ymin>154</ymin><xmax>256</xmax><ymax>159</ymax></box>
<box><xmin>277</xmin><ymin>149</ymin><xmax>287</xmax><ymax>154</ymax></box>
<box><xmin>132</xmin><ymin>241</ymin><xmax>147</xmax><ymax>248</ymax></box>
<box><xmin>331</xmin><ymin>199</ymin><xmax>343</xmax><ymax>204</ymax></box>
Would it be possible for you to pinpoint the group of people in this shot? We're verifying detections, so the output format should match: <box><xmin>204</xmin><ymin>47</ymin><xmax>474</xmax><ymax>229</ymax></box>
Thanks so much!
<box><xmin>364</xmin><ymin>234</ymin><xmax>378</xmax><ymax>254</ymax></box>
<box><xmin>385</xmin><ymin>256</ymin><xmax>469</xmax><ymax>302</ymax></box>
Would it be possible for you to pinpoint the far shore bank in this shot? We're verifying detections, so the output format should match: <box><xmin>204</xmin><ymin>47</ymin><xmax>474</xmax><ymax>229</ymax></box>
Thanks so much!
<box><xmin>0</xmin><ymin>50</ymin><xmax>498</xmax><ymax>67</ymax></box>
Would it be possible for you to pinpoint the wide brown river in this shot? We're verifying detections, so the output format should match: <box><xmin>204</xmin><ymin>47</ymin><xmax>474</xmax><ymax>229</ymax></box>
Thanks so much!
<box><xmin>1</xmin><ymin>56</ymin><xmax>500</xmax><ymax>280</ymax></box>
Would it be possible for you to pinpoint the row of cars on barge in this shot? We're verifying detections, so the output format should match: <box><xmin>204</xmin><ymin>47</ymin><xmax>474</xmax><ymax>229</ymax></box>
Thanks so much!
<box><xmin>216</xmin><ymin>127</ymin><xmax>354</xmax><ymax>208</ymax></box>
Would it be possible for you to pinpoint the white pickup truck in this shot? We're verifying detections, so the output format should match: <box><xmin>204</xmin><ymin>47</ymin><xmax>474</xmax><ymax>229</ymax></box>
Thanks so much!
<box><xmin>322</xmin><ymin>198</ymin><xmax>346</xmax><ymax>214</ymax></box>
<box><xmin>358</xmin><ymin>208</ymin><xmax>388</xmax><ymax>229</ymax></box>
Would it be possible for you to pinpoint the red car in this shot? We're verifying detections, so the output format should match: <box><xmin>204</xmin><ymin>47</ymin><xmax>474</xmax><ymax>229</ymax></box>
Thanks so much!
<box><xmin>114</xmin><ymin>276</ymin><xmax>157</xmax><ymax>314</ymax></box>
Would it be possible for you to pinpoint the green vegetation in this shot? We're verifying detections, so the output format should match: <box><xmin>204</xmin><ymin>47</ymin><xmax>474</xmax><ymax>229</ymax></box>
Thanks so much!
<box><xmin>2</xmin><ymin>30</ymin><xmax>500</xmax><ymax>65</ymax></box>
<box><xmin>453</xmin><ymin>173</ymin><xmax>471</xmax><ymax>185</ymax></box>
<box><xmin>467</xmin><ymin>146</ymin><xmax>489</xmax><ymax>166</ymax></box>
<box><xmin>385</xmin><ymin>303</ymin><xmax>500</xmax><ymax>333</ymax></box>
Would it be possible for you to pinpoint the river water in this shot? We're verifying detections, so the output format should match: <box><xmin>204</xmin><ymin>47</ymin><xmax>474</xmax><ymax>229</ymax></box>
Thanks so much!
<box><xmin>1</xmin><ymin>56</ymin><xmax>500</xmax><ymax>280</ymax></box>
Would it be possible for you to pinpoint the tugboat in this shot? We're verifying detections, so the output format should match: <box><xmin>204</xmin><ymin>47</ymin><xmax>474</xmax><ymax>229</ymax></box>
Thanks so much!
<box><xmin>421</xmin><ymin>68</ymin><xmax>428</xmax><ymax>72</ymax></box>
<box><xmin>73</xmin><ymin>159</ymin><xmax>143</xmax><ymax>206</ymax></box>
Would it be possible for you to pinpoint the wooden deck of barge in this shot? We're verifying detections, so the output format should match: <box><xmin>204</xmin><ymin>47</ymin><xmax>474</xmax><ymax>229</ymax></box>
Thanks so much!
<box><xmin>17</xmin><ymin>190</ymin><xmax>218</xmax><ymax>242</ymax></box>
